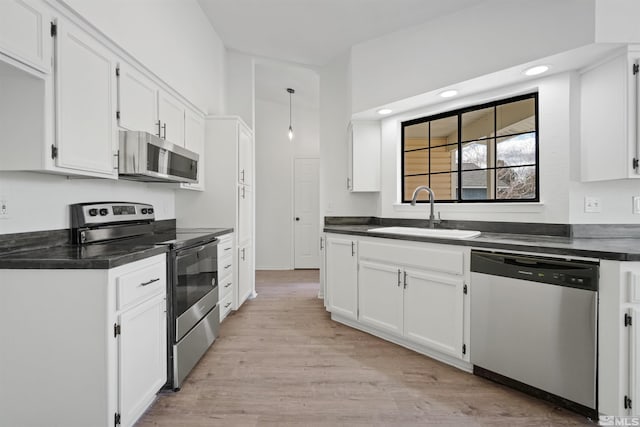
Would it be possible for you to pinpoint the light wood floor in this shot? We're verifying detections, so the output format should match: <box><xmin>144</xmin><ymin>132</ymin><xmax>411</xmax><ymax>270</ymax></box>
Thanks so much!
<box><xmin>137</xmin><ymin>270</ymin><xmax>591</xmax><ymax>426</ymax></box>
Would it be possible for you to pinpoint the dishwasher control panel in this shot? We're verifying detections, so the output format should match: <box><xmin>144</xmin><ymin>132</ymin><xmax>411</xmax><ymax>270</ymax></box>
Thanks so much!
<box><xmin>470</xmin><ymin>250</ymin><xmax>599</xmax><ymax>291</ymax></box>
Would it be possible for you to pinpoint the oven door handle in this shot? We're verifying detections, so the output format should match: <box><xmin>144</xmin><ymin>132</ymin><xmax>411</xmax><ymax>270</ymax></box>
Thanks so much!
<box><xmin>176</xmin><ymin>242</ymin><xmax>217</xmax><ymax>259</ymax></box>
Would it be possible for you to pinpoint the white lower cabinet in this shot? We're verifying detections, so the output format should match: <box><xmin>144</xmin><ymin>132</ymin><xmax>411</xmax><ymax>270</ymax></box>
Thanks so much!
<box><xmin>358</xmin><ymin>254</ymin><xmax>465</xmax><ymax>359</ymax></box>
<box><xmin>217</xmin><ymin>232</ymin><xmax>235</xmax><ymax>321</ymax></box>
<box><xmin>358</xmin><ymin>260</ymin><xmax>403</xmax><ymax>335</ymax></box>
<box><xmin>403</xmin><ymin>268</ymin><xmax>464</xmax><ymax>357</ymax></box>
<box><xmin>326</xmin><ymin>234</ymin><xmax>469</xmax><ymax>368</ymax></box>
<box><xmin>118</xmin><ymin>293</ymin><xmax>167</xmax><ymax>427</ymax></box>
<box><xmin>0</xmin><ymin>254</ymin><xmax>167</xmax><ymax>427</ymax></box>
<box><xmin>237</xmin><ymin>242</ymin><xmax>253</xmax><ymax>308</ymax></box>
<box><xmin>326</xmin><ymin>236</ymin><xmax>358</xmax><ymax>320</ymax></box>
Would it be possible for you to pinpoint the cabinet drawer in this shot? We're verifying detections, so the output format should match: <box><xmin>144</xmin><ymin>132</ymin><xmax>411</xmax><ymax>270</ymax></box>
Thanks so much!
<box><xmin>219</xmin><ymin>275</ymin><xmax>234</xmax><ymax>300</ymax></box>
<box><xmin>117</xmin><ymin>262</ymin><xmax>166</xmax><ymax>310</ymax></box>
<box><xmin>217</xmin><ymin>235</ymin><xmax>234</xmax><ymax>257</ymax></box>
<box><xmin>218</xmin><ymin>254</ymin><xmax>233</xmax><ymax>278</ymax></box>
<box><xmin>219</xmin><ymin>292</ymin><xmax>233</xmax><ymax>322</ymax></box>
<box><xmin>359</xmin><ymin>240</ymin><xmax>464</xmax><ymax>276</ymax></box>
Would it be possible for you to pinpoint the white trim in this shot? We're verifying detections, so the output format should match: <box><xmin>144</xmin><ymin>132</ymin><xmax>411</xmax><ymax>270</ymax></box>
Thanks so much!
<box><xmin>255</xmin><ymin>266</ymin><xmax>295</xmax><ymax>271</ymax></box>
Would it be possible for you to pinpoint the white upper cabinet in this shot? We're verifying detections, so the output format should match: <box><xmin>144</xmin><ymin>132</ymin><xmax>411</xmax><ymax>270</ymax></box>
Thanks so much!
<box><xmin>55</xmin><ymin>18</ymin><xmax>118</xmax><ymax>178</ymax></box>
<box><xmin>238</xmin><ymin>123</ymin><xmax>253</xmax><ymax>186</ymax></box>
<box><xmin>181</xmin><ymin>108</ymin><xmax>205</xmax><ymax>190</ymax></box>
<box><xmin>348</xmin><ymin>120</ymin><xmax>381</xmax><ymax>192</ymax></box>
<box><xmin>117</xmin><ymin>63</ymin><xmax>158</xmax><ymax>135</ymax></box>
<box><xmin>158</xmin><ymin>90</ymin><xmax>185</xmax><ymax>146</ymax></box>
<box><xmin>581</xmin><ymin>46</ymin><xmax>640</xmax><ymax>181</ymax></box>
<box><xmin>0</xmin><ymin>0</ymin><xmax>52</xmax><ymax>73</ymax></box>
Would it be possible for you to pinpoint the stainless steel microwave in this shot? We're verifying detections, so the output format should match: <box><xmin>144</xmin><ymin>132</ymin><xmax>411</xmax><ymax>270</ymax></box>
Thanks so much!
<box><xmin>118</xmin><ymin>131</ymin><xmax>199</xmax><ymax>183</ymax></box>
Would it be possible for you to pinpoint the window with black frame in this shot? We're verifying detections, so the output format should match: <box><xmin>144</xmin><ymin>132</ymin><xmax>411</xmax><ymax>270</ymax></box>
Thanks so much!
<box><xmin>402</xmin><ymin>93</ymin><xmax>538</xmax><ymax>203</ymax></box>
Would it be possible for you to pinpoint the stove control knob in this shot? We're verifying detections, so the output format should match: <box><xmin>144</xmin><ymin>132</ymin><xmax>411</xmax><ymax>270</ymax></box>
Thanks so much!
<box><xmin>88</xmin><ymin>209</ymin><xmax>98</xmax><ymax>216</ymax></box>
<box><xmin>141</xmin><ymin>208</ymin><xmax>148</xmax><ymax>214</ymax></box>
<box><xmin>148</xmin><ymin>208</ymin><xmax>154</xmax><ymax>214</ymax></box>
<box><xmin>99</xmin><ymin>208</ymin><xmax>108</xmax><ymax>216</ymax></box>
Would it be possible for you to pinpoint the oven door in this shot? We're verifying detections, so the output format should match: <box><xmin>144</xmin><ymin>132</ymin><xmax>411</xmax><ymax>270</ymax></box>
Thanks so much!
<box><xmin>174</xmin><ymin>240</ymin><xmax>218</xmax><ymax>342</ymax></box>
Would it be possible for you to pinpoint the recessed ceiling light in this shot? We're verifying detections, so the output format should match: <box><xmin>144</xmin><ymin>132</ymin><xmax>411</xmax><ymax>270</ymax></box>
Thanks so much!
<box><xmin>439</xmin><ymin>89</ymin><xmax>458</xmax><ymax>98</ymax></box>
<box><xmin>524</xmin><ymin>65</ymin><xmax>549</xmax><ymax>76</ymax></box>
<box><xmin>377</xmin><ymin>108</ymin><xmax>392</xmax><ymax>115</ymax></box>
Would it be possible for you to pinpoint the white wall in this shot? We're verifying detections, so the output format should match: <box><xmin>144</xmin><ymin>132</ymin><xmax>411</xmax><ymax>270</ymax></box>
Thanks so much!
<box><xmin>60</xmin><ymin>0</ymin><xmax>225</xmax><ymax>114</ymax></box>
<box><xmin>254</xmin><ymin>74</ymin><xmax>320</xmax><ymax>269</ymax></box>
<box><xmin>319</xmin><ymin>52</ymin><xmax>378</xmax><ymax>220</ymax></box>
<box><xmin>595</xmin><ymin>0</ymin><xmax>640</xmax><ymax>43</ymax></box>
<box><xmin>0</xmin><ymin>172</ymin><xmax>175</xmax><ymax>233</ymax></box>
<box><xmin>0</xmin><ymin>0</ymin><xmax>225</xmax><ymax>235</ymax></box>
<box><xmin>350</xmin><ymin>0</ymin><xmax>596</xmax><ymax>114</ymax></box>
<box><xmin>378</xmin><ymin>73</ymin><xmax>573</xmax><ymax>223</ymax></box>
<box><xmin>225</xmin><ymin>50</ymin><xmax>255</xmax><ymax>129</ymax></box>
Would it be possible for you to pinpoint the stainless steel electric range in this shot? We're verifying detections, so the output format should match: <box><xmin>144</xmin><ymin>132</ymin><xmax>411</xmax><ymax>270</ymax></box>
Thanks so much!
<box><xmin>70</xmin><ymin>201</ymin><xmax>221</xmax><ymax>390</ymax></box>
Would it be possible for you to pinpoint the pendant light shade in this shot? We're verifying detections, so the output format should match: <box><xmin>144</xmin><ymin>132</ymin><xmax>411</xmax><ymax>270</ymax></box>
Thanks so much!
<box><xmin>287</xmin><ymin>88</ymin><xmax>295</xmax><ymax>140</ymax></box>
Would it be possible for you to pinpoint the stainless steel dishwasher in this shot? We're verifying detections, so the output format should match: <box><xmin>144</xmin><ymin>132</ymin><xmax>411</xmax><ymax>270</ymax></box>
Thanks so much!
<box><xmin>470</xmin><ymin>250</ymin><xmax>598</xmax><ymax>418</ymax></box>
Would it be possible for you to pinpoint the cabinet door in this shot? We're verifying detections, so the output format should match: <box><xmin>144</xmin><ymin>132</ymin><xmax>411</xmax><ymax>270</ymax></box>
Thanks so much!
<box><xmin>238</xmin><ymin>184</ymin><xmax>252</xmax><ymax>245</ymax></box>
<box><xmin>55</xmin><ymin>19</ymin><xmax>117</xmax><ymax>177</ymax></box>
<box><xmin>403</xmin><ymin>268</ymin><xmax>464</xmax><ymax>358</ymax></box>
<box><xmin>631</xmin><ymin>307</ymin><xmax>640</xmax><ymax>416</ymax></box>
<box><xmin>358</xmin><ymin>260</ymin><xmax>403</xmax><ymax>335</ymax></box>
<box><xmin>181</xmin><ymin>108</ymin><xmax>205</xmax><ymax>190</ymax></box>
<box><xmin>348</xmin><ymin>121</ymin><xmax>381</xmax><ymax>192</ymax></box>
<box><xmin>117</xmin><ymin>63</ymin><xmax>158</xmax><ymax>134</ymax></box>
<box><xmin>238</xmin><ymin>124</ymin><xmax>252</xmax><ymax>186</ymax></box>
<box><xmin>118</xmin><ymin>293</ymin><xmax>167</xmax><ymax>427</ymax></box>
<box><xmin>237</xmin><ymin>243</ymin><xmax>253</xmax><ymax>308</ymax></box>
<box><xmin>0</xmin><ymin>0</ymin><xmax>51</xmax><ymax>73</ymax></box>
<box><xmin>158</xmin><ymin>90</ymin><xmax>184</xmax><ymax>146</ymax></box>
<box><xmin>326</xmin><ymin>237</ymin><xmax>358</xmax><ymax>320</ymax></box>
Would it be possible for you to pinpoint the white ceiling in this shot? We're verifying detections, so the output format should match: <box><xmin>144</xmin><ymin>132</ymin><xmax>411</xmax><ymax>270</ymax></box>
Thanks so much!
<box><xmin>255</xmin><ymin>61</ymin><xmax>320</xmax><ymax>109</ymax></box>
<box><xmin>197</xmin><ymin>0</ymin><xmax>486</xmax><ymax>66</ymax></box>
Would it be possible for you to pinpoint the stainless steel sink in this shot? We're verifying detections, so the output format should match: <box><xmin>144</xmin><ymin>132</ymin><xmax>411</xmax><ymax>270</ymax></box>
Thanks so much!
<box><xmin>368</xmin><ymin>226</ymin><xmax>481</xmax><ymax>239</ymax></box>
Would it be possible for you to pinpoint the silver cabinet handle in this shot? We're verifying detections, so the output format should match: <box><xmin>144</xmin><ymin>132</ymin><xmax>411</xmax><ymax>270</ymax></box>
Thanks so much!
<box><xmin>224</xmin><ymin>264</ymin><xmax>232</xmax><ymax>269</ymax></box>
<box><xmin>403</xmin><ymin>272</ymin><xmax>408</xmax><ymax>289</ymax></box>
<box><xmin>351</xmin><ymin>241</ymin><xmax>355</xmax><ymax>256</ymax></box>
<box><xmin>397</xmin><ymin>269</ymin><xmax>402</xmax><ymax>287</ymax></box>
<box><xmin>224</xmin><ymin>282</ymin><xmax>232</xmax><ymax>288</ymax></box>
<box><xmin>224</xmin><ymin>247</ymin><xmax>232</xmax><ymax>251</ymax></box>
<box><xmin>140</xmin><ymin>278</ymin><xmax>160</xmax><ymax>287</ymax></box>
<box><xmin>320</xmin><ymin>237</ymin><xmax>324</xmax><ymax>250</ymax></box>
<box><xmin>241</xmin><ymin>248</ymin><xmax>246</xmax><ymax>260</ymax></box>
<box><xmin>240</xmin><ymin>169</ymin><xmax>245</xmax><ymax>182</ymax></box>
<box><xmin>224</xmin><ymin>302</ymin><xmax>232</xmax><ymax>308</ymax></box>
<box><xmin>347</xmin><ymin>177</ymin><xmax>351</xmax><ymax>189</ymax></box>
<box><xmin>241</xmin><ymin>186</ymin><xmax>245</xmax><ymax>199</ymax></box>
<box><xmin>156</xmin><ymin>120</ymin><xmax>162</xmax><ymax>137</ymax></box>
<box><xmin>162</xmin><ymin>123</ymin><xmax>167</xmax><ymax>139</ymax></box>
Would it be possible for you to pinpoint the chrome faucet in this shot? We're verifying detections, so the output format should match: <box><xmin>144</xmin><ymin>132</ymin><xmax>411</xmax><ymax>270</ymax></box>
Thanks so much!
<box><xmin>411</xmin><ymin>185</ymin><xmax>438</xmax><ymax>229</ymax></box>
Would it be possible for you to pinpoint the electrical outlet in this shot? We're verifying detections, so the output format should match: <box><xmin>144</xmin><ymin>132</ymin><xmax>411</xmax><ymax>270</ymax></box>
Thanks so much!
<box><xmin>633</xmin><ymin>196</ymin><xmax>640</xmax><ymax>214</ymax></box>
<box><xmin>584</xmin><ymin>197</ymin><xmax>602</xmax><ymax>213</ymax></box>
<box><xmin>0</xmin><ymin>199</ymin><xmax>8</xmax><ymax>219</ymax></box>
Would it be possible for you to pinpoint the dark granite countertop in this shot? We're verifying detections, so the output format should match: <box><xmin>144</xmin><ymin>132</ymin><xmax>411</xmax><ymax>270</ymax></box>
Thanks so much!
<box><xmin>0</xmin><ymin>225</ymin><xmax>234</xmax><ymax>270</ymax></box>
<box><xmin>0</xmin><ymin>242</ymin><xmax>169</xmax><ymax>269</ymax></box>
<box><xmin>324</xmin><ymin>224</ymin><xmax>640</xmax><ymax>261</ymax></box>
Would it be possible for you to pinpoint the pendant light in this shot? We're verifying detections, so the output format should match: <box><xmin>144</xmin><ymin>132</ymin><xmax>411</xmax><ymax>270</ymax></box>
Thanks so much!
<box><xmin>287</xmin><ymin>88</ymin><xmax>295</xmax><ymax>140</ymax></box>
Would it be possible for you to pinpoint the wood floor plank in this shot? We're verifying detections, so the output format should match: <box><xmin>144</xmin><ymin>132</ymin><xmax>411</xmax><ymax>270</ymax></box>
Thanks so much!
<box><xmin>137</xmin><ymin>270</ymin><xmax>591</xmax><ymax>426</ymax></box>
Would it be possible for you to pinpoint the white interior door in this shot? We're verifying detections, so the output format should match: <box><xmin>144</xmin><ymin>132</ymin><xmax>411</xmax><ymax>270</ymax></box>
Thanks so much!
<box><xmin>294</xmin><ymin>158</ymin><xmax>320</xmax><ymax>269</ymax></box>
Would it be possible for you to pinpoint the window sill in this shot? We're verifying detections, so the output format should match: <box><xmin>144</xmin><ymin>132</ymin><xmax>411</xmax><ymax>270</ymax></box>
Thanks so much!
<box><xmin>392</xmin><ymin>202</ymin><xmax>545</xmax><ymax>214</ymax></box>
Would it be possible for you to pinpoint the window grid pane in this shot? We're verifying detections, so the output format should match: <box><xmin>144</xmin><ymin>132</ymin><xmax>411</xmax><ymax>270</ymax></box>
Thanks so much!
<box><xmin>401</xmin><ymin>93</ymin><xmax>538</xmax><ymax>203</ymax></box>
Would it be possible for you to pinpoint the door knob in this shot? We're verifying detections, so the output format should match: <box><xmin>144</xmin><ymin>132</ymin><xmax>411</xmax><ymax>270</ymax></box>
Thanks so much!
<box><xmin>295</xmin><ymin>217</ymin><xmax>300</xmax><ymax>221</ymax></box>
